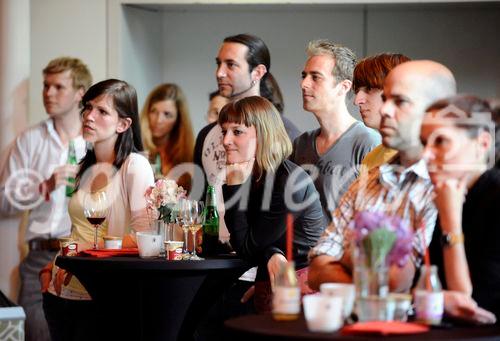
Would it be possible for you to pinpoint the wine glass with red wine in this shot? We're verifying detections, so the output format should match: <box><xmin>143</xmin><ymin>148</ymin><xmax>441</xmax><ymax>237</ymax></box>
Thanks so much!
<box><xmin>83</xmin><ymin>191</ymin><xmax>109</xmax><ymax>249</ymax></box>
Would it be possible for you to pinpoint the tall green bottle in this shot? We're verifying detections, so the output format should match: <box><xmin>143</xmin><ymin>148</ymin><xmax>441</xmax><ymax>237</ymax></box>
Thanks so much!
<box><xmin>201</xmin><ymin>185</ymin><xmax>219</xmax><ymax>256</ymax></box>
<box><xmin>65</xmin><ymin>140</ymin><xmax>77</xmax><ymax>197</ymax></box>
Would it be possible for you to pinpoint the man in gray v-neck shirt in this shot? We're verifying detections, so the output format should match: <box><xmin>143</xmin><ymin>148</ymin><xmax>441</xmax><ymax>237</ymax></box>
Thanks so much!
<box><xmin>290</xmin><ymin>40</ymin><xmax>379</xmax><ymax>223</ymax></box>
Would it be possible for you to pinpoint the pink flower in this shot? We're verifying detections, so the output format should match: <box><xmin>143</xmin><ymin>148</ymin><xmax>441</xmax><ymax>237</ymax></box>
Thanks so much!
<box><xmin>144</xmin><ymin>178</ymin><xmax>187</xmax><ymax>219</ymax></box>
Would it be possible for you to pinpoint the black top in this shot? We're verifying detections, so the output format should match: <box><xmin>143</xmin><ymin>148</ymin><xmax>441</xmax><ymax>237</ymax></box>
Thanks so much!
<box><xmin>193</xmin><ymin>122</ymin><xmax>217</xmax><ymax>172</ymax></box>
<box><xmin>193</xmin><ymin>122</ymin><xmax>217</xmax><ymax>195</ymax></box>
<box><xmin>222</xmin><ymin>159</ymin><xmax>326</xmax><ymax>281</ymax></box>
<box><xmin>430</xmin><ymin>167</ymin><xmax>500</xmax><ymax>319</ymax></box>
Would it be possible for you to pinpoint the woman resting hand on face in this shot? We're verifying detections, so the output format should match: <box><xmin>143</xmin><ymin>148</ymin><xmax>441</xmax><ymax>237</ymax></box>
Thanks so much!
<box><xmin>220</xmin><ymin>96</ymin><xmax>326</xmax><ymax>313</ymax></box>
<box><xmin>423</xmin><ymin>95</ymin><xmax>499</xmax><ymax>324</ymax></box>
<box><xmin>41</xmin><ymin>79</ymin><xmax>154</xmax><ymax>341</ymax></box>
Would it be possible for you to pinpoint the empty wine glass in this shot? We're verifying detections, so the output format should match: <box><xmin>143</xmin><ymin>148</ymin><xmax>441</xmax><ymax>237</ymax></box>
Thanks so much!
<box><xmin>83</xmin><ymin>191</ymin><xmax>109</xmax><ymax>249</ymax></box>
<box><xmin>189</xmin><ymin>200</ymin><xmax>204</xmax><ymax>260</ymax></box>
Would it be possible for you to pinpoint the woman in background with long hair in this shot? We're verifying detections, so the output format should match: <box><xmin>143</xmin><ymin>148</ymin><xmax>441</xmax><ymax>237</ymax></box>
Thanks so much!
<box><xmin>140</xmin><ymin>83</ymin><xmax>194</xmax><ymax>190</ymax></box>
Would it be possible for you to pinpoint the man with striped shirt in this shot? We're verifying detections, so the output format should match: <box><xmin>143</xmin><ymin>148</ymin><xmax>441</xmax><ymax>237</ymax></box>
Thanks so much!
<box><xmin>308</xmin><ymin>60</ymin><xmax>457</xmax><ymax>292</ymax></box>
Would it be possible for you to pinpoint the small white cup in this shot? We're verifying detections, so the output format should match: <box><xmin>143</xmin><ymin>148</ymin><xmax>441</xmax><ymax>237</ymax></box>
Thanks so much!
<box><xmin>303</xmin><ymin>294</ymin><xmax>343</xmax><ymax>332</ymax></box>
<box><xmin>319</xmin><ymin>282</ymin><xmax>355</xmax><ymax>318</ymax></box>
<box><xmin>103</xmin><ymin>236</ymin><xmax>122</xmax><ymax>249</ymax></box>
<box><xmin>136</xmin><ymin>231</ymin><xmax>162</xmax><ymax>258</ymax></box>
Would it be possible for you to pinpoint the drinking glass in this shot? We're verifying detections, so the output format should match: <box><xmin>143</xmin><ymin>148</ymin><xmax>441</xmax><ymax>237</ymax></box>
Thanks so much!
<box><xmin>178</xmin><ymin>198</ymin><xmax>192</xmax><ymax>259</ymax></box>
<box><xmin>83</xmin><ymin>191</ymin><xmax>109</xmax><ymax>249</ymax></box>
<box><xmin>189</xmin><ymin>200</ymin><xmax>204</xmax><ymax>260</ymax></box>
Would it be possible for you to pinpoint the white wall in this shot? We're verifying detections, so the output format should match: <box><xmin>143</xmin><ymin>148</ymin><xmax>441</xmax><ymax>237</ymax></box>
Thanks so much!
<box><xmin>29</xmin><ymin>0</ymin><xmax>108</xmax><ymax>124</ymax></box>
<box><xmin>28</xmin><ymin>1</ymin><xmax>500</xmax><ymax>133</ymax></box>
<box><xmin>0</xmin><ymin>0</ymin><xmax>30</xmax><ymax>302</ymax></box>
<box><xmin>118</xmin><ymin>3</ymin><xmax>500</xmax><ymax>136</ymax></box>
<box><xmin>122</xmin><ymin>5</ymin><xmax>163</xmax><ymax>108</ymax></box>
<box><xmin>159</xmin><ymin>5</ymin><xmax>364</xmax><ymax>134</ymax></box>
<box><xmin>366</xmin><ymin>4</ymin><xmax>500</xmax><ymax>98</ymax></box>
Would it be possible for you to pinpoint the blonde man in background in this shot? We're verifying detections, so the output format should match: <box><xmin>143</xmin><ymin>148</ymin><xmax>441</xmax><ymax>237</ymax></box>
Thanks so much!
<box><xmin>0</xmin><ymin>57</ymin><xmax>92</xmax><ymax>341</ymax></box>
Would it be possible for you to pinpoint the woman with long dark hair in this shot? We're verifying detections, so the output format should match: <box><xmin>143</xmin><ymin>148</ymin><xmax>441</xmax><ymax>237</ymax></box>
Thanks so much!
<box><xmin>41</xmin><ymin>79</ymin><xmax>154</xmax><ymax>340</ymax></box>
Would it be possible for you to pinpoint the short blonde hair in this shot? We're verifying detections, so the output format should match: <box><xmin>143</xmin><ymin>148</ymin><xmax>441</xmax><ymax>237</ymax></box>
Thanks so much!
<box><xmin>43</xmin><ymin>57</ymin><xmax>92</xmax><ymax>92</ymax></box>
<box><xmin>218</xmin><ymin>96</ymin><xmax>292</xmax><ymax>178</ymax></box>
<box><xmin>306</xmin><ymin>40</ymin><xmax>356</xmax><ymax>83</ymax></box>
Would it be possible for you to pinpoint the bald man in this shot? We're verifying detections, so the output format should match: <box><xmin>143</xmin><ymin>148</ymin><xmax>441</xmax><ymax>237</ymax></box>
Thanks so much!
<box><xmin>308</xmin><ymin>60</ymin><xmax>456</xmax><ymax>292</ymax></box>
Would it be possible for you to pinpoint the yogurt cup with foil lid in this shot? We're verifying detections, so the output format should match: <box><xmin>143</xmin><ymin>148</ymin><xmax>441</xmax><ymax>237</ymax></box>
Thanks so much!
<box><xmin>59</xmin><ymin>237</ymin><xmax>78</xmax><ymax>256</ymax></box>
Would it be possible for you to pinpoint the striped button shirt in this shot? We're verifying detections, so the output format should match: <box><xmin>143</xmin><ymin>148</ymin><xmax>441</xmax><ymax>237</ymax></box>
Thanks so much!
<box><xmin>309</xmin><ymin>158</ymin><xmax>436</xmax><ymax>268</ymax></box>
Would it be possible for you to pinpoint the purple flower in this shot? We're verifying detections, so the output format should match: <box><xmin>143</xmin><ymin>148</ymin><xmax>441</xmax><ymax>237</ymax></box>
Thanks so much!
<box><xmin>388</xmin><ymin>220</ymin><xmax>414</xmax><ymax>267</ymax></box>
<box><xmin>350</xmin><ymin>211</ymin><xmax>414</xmax><ymax>268</ymax></box>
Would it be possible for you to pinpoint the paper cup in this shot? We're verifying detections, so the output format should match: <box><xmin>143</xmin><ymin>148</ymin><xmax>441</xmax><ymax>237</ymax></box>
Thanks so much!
<box><xmin>303</xmin><ymin>294</ymin><xmax>343</xmax><ymax>332</ymax></box>
<box><xmin>136</xmin><ymin>232</ymin><xmax>162</xmax><ymax>258</ymax></box>
<box><xmin>319</xmin><ymin>282</ymin><xmax>355</xmax><ymax>318</ymax></box>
